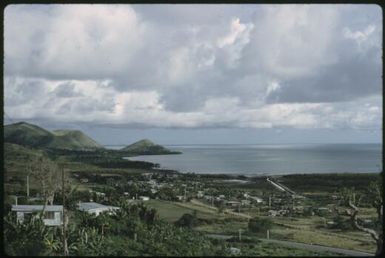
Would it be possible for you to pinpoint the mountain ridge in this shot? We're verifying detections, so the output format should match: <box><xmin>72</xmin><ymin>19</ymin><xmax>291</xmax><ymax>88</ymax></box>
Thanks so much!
<box><xmin>4</xmin><ymin>122</ymin><xmax>103</xmax><ymax>150</ymax></box>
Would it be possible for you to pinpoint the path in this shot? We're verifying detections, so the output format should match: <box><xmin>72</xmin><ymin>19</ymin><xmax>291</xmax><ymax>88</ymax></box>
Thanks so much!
<box><xmin>205</xmin><ymin>234</ymin><xmax>373</xmax><ymax>256</ymax></box>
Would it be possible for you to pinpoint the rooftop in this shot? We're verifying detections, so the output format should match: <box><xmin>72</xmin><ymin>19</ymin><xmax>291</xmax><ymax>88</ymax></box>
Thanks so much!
<box><xmin>77</xmin><ymin>202</ymin><xmax>119</xmax><ymax>211</ymax></box>
<box><xmin>12</xmin><ymin>205</ymin><xmax>63</xmax><ymax>212</ymax></box>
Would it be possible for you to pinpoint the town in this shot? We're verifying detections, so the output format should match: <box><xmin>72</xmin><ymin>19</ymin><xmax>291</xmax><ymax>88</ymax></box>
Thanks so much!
<box><xmin>3</xmin><ymin>123</ymin><xmax>382</xmax><ymax>256</ymax></box>
<box><xmin>5</xmin><ymin>152</ymin><xmax>380</xmax><ymax>256</ymax></box>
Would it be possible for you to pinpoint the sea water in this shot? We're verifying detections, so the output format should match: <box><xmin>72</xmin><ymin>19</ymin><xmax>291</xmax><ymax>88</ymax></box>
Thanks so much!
<box><xmin>111</xmin><ymin>143</ymin><xmax>382</xmax><ymax>175</ymax></box>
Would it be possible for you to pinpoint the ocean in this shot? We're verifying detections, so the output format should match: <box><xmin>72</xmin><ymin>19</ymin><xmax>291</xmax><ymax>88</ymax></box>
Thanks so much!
<box><xmin>109</xmin><ymin>143</ymin><xmax>382</xmax><ymax>175</ymax></box>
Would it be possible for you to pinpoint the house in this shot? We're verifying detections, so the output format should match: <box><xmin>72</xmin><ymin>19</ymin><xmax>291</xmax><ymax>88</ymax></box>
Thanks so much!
<box><xmin>229</xmin><ymin>247</ymin><xmax>241</xmax><ymax>255</ymax></box>
<box><xmin>327</xmin><ymin>221</ymin><xmax>336</xmax><ymax>227</ymax></box>
<box><xmin>176</xmin><ymin>195</ymin><xmax>184</xmax><ymax>201</ymax></box>
<box><xmin>150</xmin><ymin>188</ymin><xmax>158</xmax><ymax>194</ymax></box>
<box><xmin>80</xmin><ymin>178</ymin><xmax>89</xmax><ymax>183</ymax></box>
<box><xmin>77</xmin><ymin>202</ymin><xmax>119</xmax><ymax>216</ymax></box>
<box><xmin>226</xmin><ymin>201</ymin><xmax>241</xmax><ymax>207</ymax></box>
<box><xmin>142</xmin><ymin>173</ymin><xmax>153</xmax><ymax>179</ymax></box>
<box><xmin>249</xmin><ymin>196</ymin><xmax>263</xmax><ymax>203</ymax></box>
<box><xmin>241</xmin><ymin>200</ymin><xmax>251</xmax><ymax>206</ymax></box>
<box><xmin>278</xmin><ymin>209</ymin><xmax>289</xmax><ymax>216</ymax></box>
<box><xmin>11</xmin><ymin>205</ymin><xmax>63</xmax><ymax>226</ymax></box>
<box><xmin>197</xmin><ymin>191</ymin><xmax>204</xmax><ymax>198</ymax></box>
<box><xmin>268</xmin><ymin>210</ymin><xmax>278</xmax><ymax>217</ymax></box>
<box><xmin>91</xmin><ymin>191</ymin><xmax>106</xmax><ymax>197</ymax></box>
<box><xmin>139</xmin><ymin>196</ymin><xmax>150</xmax><ymax>201</ymax></box>
<box><xmin>204</xmin><ymin>195</ymin><xmax>213</xmax><ymax>201</ymax></box>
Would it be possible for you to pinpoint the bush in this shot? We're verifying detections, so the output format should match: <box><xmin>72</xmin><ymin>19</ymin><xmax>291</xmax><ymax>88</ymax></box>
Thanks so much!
<box><xmin>175</xmin><ymin>213</ymin><xmax>198</xmax><ymax>229</ymax></box>
<box><xmin>248</xmin><ymin>217</ymin><xmax>273</xmax><ymax>233</ymax></box>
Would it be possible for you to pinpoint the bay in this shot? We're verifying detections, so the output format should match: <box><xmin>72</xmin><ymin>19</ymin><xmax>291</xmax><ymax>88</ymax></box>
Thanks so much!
<box><xmin>111</xmin><ymin>143</ymin><xmax>382</xmax><ymax>175</ymax></box>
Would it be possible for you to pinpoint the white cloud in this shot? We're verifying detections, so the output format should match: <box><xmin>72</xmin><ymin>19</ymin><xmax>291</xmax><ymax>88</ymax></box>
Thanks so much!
<box><xmin>4</xmin><ymin>4</ymin><xmax>382</xmax><ymax>132</ymax></box>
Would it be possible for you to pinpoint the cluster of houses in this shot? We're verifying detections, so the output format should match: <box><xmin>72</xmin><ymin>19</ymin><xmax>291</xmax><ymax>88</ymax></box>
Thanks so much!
<box><xmin>11</xmin><ymin>201</ymin><xmax>121</xmax><ymax>226</ymax></box>
<box><xmin>200</xmin><ymin>192</ymin><xmax>264</xmax><ymax>208</ymax></box>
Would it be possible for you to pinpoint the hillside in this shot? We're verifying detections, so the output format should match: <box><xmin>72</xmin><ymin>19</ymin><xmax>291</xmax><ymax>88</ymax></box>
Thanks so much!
<box><xmin>4</xmin><ymin>122</ymin><xmax>103</xmax><ymax>150</ymax></box>
<box><xmin>51</xmin><ymin>130</ymin><xmax>103</xmax><ymax>149</ymax></box>
<box><xmin>121</xmin><ymin>139</ymin><xmax>181</xmax><ymax>155</ymax></box>
<box><xmin>4</xmin><ymin>122</ymin><xmax>55</xmax><ymax>148</ymax></box>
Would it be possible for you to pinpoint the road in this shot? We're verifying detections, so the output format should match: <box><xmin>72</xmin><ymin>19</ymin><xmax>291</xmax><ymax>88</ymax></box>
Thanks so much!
<box><xmin>206</xmin><ymin>234</ymin><xmax>374</xmax><ymax>256</ymax></box>
<box><xmin>260</xmin><ymin>238</ymin><xmax>373</xmax><ymax>256</ymax></box>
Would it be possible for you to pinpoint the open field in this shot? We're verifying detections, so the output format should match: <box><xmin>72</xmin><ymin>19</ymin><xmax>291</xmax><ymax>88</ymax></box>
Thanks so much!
<box><xmin>244</xmin><ymin>215</ymin><xmax>376</xmax><ymax>253</ymax></box>
<box><xmin>145</xmin><ymin>200</ymin><xmax>221</xmax><ymax>222</ymax></box>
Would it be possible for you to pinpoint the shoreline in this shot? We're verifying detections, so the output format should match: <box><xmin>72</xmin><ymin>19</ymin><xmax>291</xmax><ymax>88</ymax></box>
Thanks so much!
<box><xmin>126</xmin><ymin>155</ymin><xmax>381</xmax><ymax>177</ymax></box>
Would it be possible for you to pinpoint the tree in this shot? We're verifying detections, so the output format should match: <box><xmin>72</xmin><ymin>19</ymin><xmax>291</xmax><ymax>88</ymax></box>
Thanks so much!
<box><xmin>4</xmin><ymin>213</ymin><xmax>50</xmax><ymax>256</ymax></box>
<box><xmin>175</xmin><ymin>213</ymin><xmax>198</xmax><ymax>229</ymax></box>
<box><xmin>27</xmin><ymin>156</ymin><xmax>61</xmax><ymax>213</ymax></box>
<box><xmin>341</xmin><ymin>182</ymin><xmax>383</xmax><ymax>256</ymax></box>
<box><xmin>248</xmin><ymin>217</ymin><xmax>272</xmax><ymax>233</ymax></box>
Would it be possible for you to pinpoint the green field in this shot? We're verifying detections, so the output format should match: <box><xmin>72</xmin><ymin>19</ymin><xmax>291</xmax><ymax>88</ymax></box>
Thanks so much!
<box><xmin>145</xmin><ymin>199</ymin><xmax>222</xmax><ymax>222</ymax></box>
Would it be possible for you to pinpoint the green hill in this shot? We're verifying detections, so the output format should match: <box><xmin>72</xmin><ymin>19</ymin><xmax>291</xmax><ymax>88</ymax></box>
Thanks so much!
<box><xmin>4</xmin><ymin>122</ymin><xmax>103</xmax><ymax>150</ymax></box>
<box><xmin>51</xmin><ymin>130</ymin><xmax>103</xmax><ymax>149</ymax></box>
<box><xmin>121</xmin><ymin>139</ymin><xmax>181</xmax><ymax>155</ymax></box>
<box><xmin>4</xmin><ymin>122</ymin><xmax>55</xmax><ymax>148</ymax></box>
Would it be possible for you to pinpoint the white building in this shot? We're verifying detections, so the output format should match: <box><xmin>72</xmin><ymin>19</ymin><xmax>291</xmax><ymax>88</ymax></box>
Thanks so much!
<box><xmin>249</xmin><ymin>196</ymin><xmax>263</xmax><ymax>203</ymax></box>
<box><xmin>139</xmin><ymin>196</ymin><xmax>150</xmax><ymax>201</ymax></box>
<box><xmin>197</xmin><ymin>191</ymin><xmax>204</xmax><ymax>198</ymax></box>
<box><xmin>77</xmin><ymin>202</ymin><xmax>119</xmax><ymax>216</ymax></box>
<box><xmin>11</xmin><ymin>205</ymin><xmax>63</xmax><ymax>226</ymax></box>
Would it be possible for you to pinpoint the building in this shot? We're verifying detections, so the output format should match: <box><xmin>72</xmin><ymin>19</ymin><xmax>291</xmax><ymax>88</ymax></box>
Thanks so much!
<box><xmin>241</xmin><ymin>199</ymin><xmax>251</xmax><ymax>206</ymax></box>
<box><xmin>77</xmin><ymin>202</ymin><xmax>119</xmax><ymax>216</ymax></box>
<box><xmin>226</xmin><ymin>201</ymin><xmax>241</xmax><ymax>207</ymax></box>
<box><xmin>11</xmin><ymin>205</ymin><xmax>63</xmax><ymax>226</ymax></box>
<box><xmin>249</xmin><ymin>196</ymin><xmax>263</xmax><ymax>203</ymax></box>
<box><xmin>229</xmin><ymin>247</ymin><xmax>241</xmax><ymax>255</ymax></box>
<box><xmin>139</xmin><ymin>196</ymin><xmax>150</xmax><ymax>201</ymax></box>
<box><xmin>196</xmin><ymin>191</ymin><xmax>204</xmax><ymax>198</ymax></box>
<box><xmin>80</xmin><ymin>178</ymin><xmax>89</xmax><ymax>183</ymax></box>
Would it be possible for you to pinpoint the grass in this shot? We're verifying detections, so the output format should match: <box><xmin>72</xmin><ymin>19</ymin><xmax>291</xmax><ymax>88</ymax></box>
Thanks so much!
<box><xmin>231</xmin><ymin>240</ymin><xmax>343</xmax><ymax>256</ymax></box>
<box><xmin>145</xmin><ymin>200</ymin><xmax>218</xmax><ymax>222</ymax></box>
<box><xmin>195</xmin><ymin>220</ymin><xmax>248</xmax><ymax>235</ymax></box>
<box><xmin>268</xmin><ymin>216</ymin><xmax>377</xmax><ymax>254</ymax></box>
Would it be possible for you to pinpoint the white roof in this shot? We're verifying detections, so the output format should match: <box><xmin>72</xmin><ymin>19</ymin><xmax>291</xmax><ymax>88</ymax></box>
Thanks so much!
<box><xmin>12</xmin><ymin>205</ymin><xmax>63</xmax><ymax>212</ymax></box>
<box><xmin>77</xmin><ymin>202</ymin><xmax>119</xmax><ymax>211</ymax></box>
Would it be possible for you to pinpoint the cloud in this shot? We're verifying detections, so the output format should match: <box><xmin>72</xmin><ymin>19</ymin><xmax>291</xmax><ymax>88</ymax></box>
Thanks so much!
<box><xmin>52</xmin><ymin>82</ymin><xmax>84</xmax><ymax>98</ymax></box>
<box><xmin>4</xmin><ymin>4</ymin><xmax>382</xmax><ymax>131</ymax></box>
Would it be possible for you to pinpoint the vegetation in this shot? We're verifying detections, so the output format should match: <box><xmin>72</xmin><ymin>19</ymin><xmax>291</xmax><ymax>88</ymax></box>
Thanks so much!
<box><xmin>340</xmin><ymin>180</ymin><xmax>383</xmax><ymax>255</ymax></box>
<box><xmin>3</xmin><ymin>122</ymin><xmax>382</xmax><ymax>256</ymax></box>
<box><xmin>248</xmin><ymin>217</ymin><xmax>273</xmax><ymax>234</ymax></box>
<box><xmin>121</xmin><ymin>139</ymin><xmax>182</xmax><ymax>155</ymax></box>
<box><xmin>4</xmin><ymin>122</ymin><xmax>103</xmax><ymax>150</ymax></box>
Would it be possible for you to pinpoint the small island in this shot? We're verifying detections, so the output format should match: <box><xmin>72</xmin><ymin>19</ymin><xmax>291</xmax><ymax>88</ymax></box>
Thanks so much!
<box><xmin>121</xmin><ymin>139</ymin><xmax>182</xmax><ymax>155</ymax></box>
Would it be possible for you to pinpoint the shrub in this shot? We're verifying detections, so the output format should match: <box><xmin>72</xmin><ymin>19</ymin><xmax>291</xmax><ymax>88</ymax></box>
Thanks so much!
<box><xmin>248</xmin><ymin>217</ymin><xmax>273</xmax><ymax>233</ymax></box>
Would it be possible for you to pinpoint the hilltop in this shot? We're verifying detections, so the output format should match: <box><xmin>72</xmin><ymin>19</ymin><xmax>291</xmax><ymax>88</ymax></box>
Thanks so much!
<box><xmin>121</xmin><ymin>139</ymin><xmax>181</xmax><ymax>155</ymax></box>
<box><xmin>51</xmin><ymin>130</ymin><xmax>103</xmax><ymax>150</ymax></box>
<box><xmin>4</xmin><ymin>122</ymin><xmax>103</xmax><ymax>150</ymax></box>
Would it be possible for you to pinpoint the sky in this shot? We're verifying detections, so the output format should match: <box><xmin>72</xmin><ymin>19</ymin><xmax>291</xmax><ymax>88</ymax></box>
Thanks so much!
<box><xmin>3</xmin><ymin>4</ymin><xmax>383</xmax><ymax>145</ymax></box>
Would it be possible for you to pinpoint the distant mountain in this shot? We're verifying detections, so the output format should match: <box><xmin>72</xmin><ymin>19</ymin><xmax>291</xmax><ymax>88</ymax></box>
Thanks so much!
<box><xmin>4</xmin><ymin>122</ymin><xmax>103</xmax><ymax>150</ymax></box>
<box><xmin>121</xmin><ymin>139</ymin><xmax>181</xmax><ymax>155</ymax></box>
